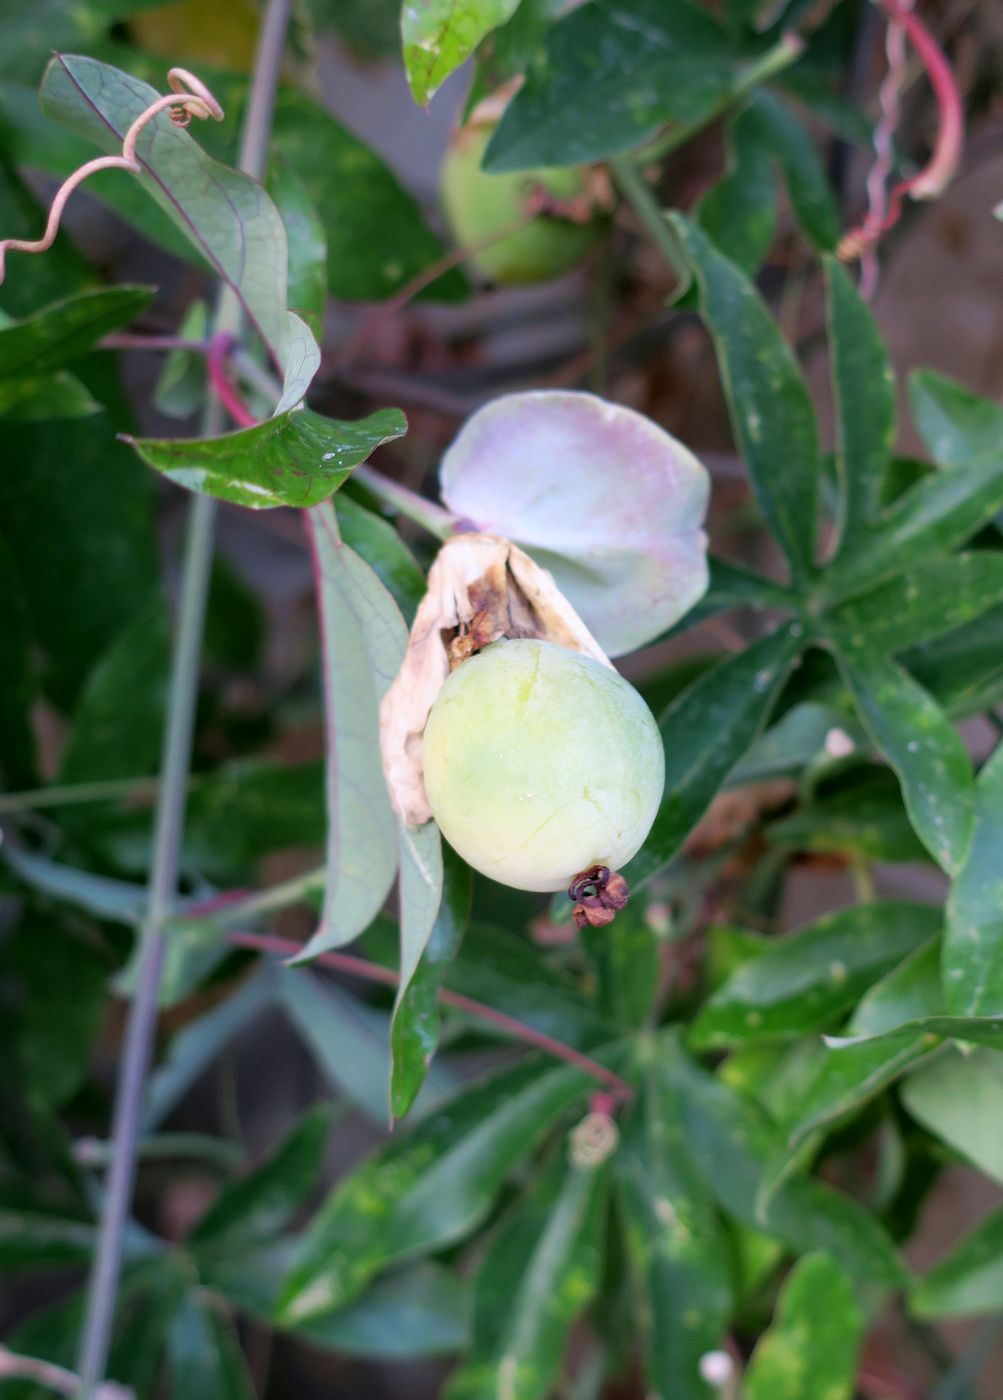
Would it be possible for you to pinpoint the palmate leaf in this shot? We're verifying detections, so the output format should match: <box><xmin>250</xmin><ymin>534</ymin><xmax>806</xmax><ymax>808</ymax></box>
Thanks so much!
<box><xmin>698</xmin><ymin>92</ymin><xmax>840</xmax><ymax>275</ymax></box>
<box><xmin>837</xmin><ymin>649</ymin><xmax>974</xmax><ymax>875</ymax></box>
<box><xmin>690</xmin><ymin>901</ymin><xmax>941</xmax><ymax>1049</ymax></box>
<box><xmin>275</xmin><ymin>1058</ymin><xmax>601</xmax><ymax>1327</ymax></box>
<box><xmin>821</xmin><ymin>450</ymin><xmax>1003</xmax><ymax>604</ymax></box>
<box><xmin>624</xmin><ymin>624</ymin><xmax>804</xmax><ymax>890</ymax></box>
<box><xmin>672</xmin><ymin>216</ymin><xmax>821</xmax><ymax>581</ymax></box>
<box><xmin>616</xmin><ymin>1054</ymin><xmax>732</xmax><ymax>1400</ymax></box>
<box><xmin>901</xmin><ymin>1048</ymin><xmax>1003</xmax><ymax>1187</ymax></box>
<box><xmin>126</xmin><ymin>405</ymin><xmax>406</xmax><ymax>510</ymax></box>
<box><xmin>908</xmin><ymin>369</ymin><xmax>1003</xmax><ymax>469</ymax></box>
<box><xmin>743</xmin><ymin>1253</ymin><xmax>862</xmax><ymax>1400</ymax></box>
<box><xmin>293</xmin><ymin>1262</ymin><xmax>470</xmax><ymax>1357</ymax></box>
<box><xmin>279</xmin><ymin>969</ymin><xmax>459</xmax><ymax>1121</ymax></box>
<box><xmin>826</xmin><ymin>553</ymin><xmax>1003</xmax><ymax>656</ymax></box>
<box><xmin>167</xmin><ymin>1293</ymin><xmax>255</xmax><ymax>1400</ymax></box>
<box><xmin>41</xmin><ymin>53</ymin><xmax>290</xmax><ymax>364</ymax></box>
<box><xmin>658</xmin><ymin>1034</ymin><xmax>904</xmax><ymax>1289</ymax></box>
<box><xmin>826</xmin><ymin>256</ymin><xmax>896</xmax><ymax>550</ymax></box>
<box><xmin>445</xmin><ymin>1156</ymin><xmax>607</xmax><ymax>1400</ymax></box>
<box><xmin>912</xmin><ymin>1204</ymin><xmax>1003</xmax><ymax>1319</ymax></box>
<box><xmin>943</xmin><ymin>741</ymin><xmax>1003</xmax><ymax>1015</ymax></box>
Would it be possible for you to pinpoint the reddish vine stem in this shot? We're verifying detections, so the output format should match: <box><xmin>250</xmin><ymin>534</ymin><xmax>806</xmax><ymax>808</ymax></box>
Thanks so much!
<box><xmin>838</xmin><ymin>0</ymin><xmax>964</xmax><ymax>270</ymax></box>
<box><xmin>229</xmin><ymin>929</ymin><xmax>635</xmax><ymax>1101</ymax></box>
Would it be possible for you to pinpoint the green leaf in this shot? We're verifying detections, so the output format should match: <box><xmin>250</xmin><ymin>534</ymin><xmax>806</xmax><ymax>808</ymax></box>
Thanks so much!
<box><xmin>297</xmin><ymin>504</ymin><xmax>407</xmax><ymax>957</ymax></box>
<box><xmin>141</xmin><ymin>965</ymin><xmax>279</xmax><ymax>1131</ymax></box>
<box><xmin>337</xmin><ymin>494</ymin><xmax>427</xmax><ymax>624</ymax></box>
<box><xmin>660</xmin><ymin>1036</ymin><xmax>904</xmax><ymax>1288</ymax></box>
<box><xmin>748</xmin><ymin>92</ymin><xmax>840</xmax><ymax>251</ymax></box>
<box><xmin>7</xmin><ymin>917</ymin><xmax>109</xmax><ymax>1107</ymax></box>
<box><xmin>616</xmin><ymin>1055</ymin><xmax>732</xmax><ymax>1400</ymax></box>
<box><xmin>153</xmin><ymin>299</ymin><xmax>208</xmax><ymax>420</ymax></box>
<box><xmin>582</xmin><ymin>906</ymin><xmax>659</xmax><ymax>1031</ymax></box>
<box><xmin>58</xmin><ymin>598</ymin><xmax>169</xmax><ymax>784</ymax></box>
<box><xmin>403</xmin><ymin>0</ymin><xmax>521</xmax><ymax>106</ymax></box>
<box><xmin>167</xmin><ymin>1293</ymin><xmax>255</xmax><ymax>1400</ymax></box>
<box><xmin>672</xmin><ymin>215</ymin><xmax>820</xmax><ymax>579</ymax></box>
<box><xmin>730</xmin><ymin>702</ymin><xmax>865</xmax><ymax>786</ymax></box>
<box><xmin>276</xmin><ymin>1058</ymin><xmax>598</xmax><ymax>1325</ymax></box>
<box><xmin>0</xmin><ymin>369</ymin><xmax>100</xmax><ymax>421</ymax></box>
<box><xmin>0</xmin><ymin>1258</ymin><xmax>182</xmax><ymax>1400</ymax></box>
<box><xmin>391</xmin><ymin>841</ymin><xmax>471</xmax><ymax>1121</ymax></box>
<box><xmin>483</xmin><ymin>0</ymin><xmax>737</xmax><ymax>170</ymax></box>
<box><xmin>822</xmin><ymin>451</ymin><xmax>1003</xmax><ymax>603</ymax></box>
<box><xmin>290</xmin><ymin>1262</ymin><xmax>470</xmax><ymax>1356</ymax></box>
<box><xmin>827</xmin><ymin>553</ymin><xmax>1003</xmax><ymax>656</ymax></box>
<box><xmin>190</xmin><ymin>1104</ymin><xmax>331</xmax><ymax>1249</ymax></box>
<box><xmin>905</xmin><ymin>605</ymin><xmax>1003</xmax><ymax>721</ymax></box>
<box><xmin>0</xmin><ymin>286</ymin><xmax>152</xmax><ymax>382</ymax></box>
<box><xmin>743</xmin><ymin>1252</ymin><xmax>863</xmax><ymax>1400</ymax></box>
<box><xmin>769</xmin><ymin>767</ymin><xmax>934</xmax><ymax>865</ymax></box>
<box><xmin>280</xmin><ymin>969</ymin><xmax>458</xmax><ymax>1120</ymax></box>
<box><xmin>444</xmin><ymin>922</ymin><xmax>610</xmax><ymax>1050</ymax></box>
<box><xmin>272</xmin><ymin>93</ymin><xmax>467</xmax><ymax>303</ymax></box>
<box><xmin>266</xmin><ymin>154</ymin><xmax>328</xmax><ymax>325</ymax></box>
<box><xmin>127</xmin><ymin>406</ymin><xmax>406</xmax><ymax>509</ymax></box>
<box><xmin>445</xmin><ymin>1157</ymin><xmax>606</xmax><ymax>1400</ymax></box>
<box><xmin>690</xmin><ymin>901</ymin><xmax>941</xmax><ymax>1049</ymax></box>
<box><xmin>2</xmin><ymin>845</ymin><xmax>146</xmax><ymax>924</ymax></box>
<box><xmin>0</xmin><ymin>413</ymin><xmax>157</xmax><ymax>705</ymax></box>
<box><xmin>908</xmin><ymin>369</ymin><xmax>1003</xmax><ymax>469</ymax></box>
<box><xmin>624</xmin><ymin>624</ymin><xmax>803</xmax><ymax>889</ymax></box>
<box><xmin>912</xmin><ymin>1204</ymin><xmax>1003</xmax><ymax>1319</ymax></box>
<box><xmin>273</xmin><ymin>312</ymin><xmax>322</xmax><ymax>416</ymax></box>
<box><xmin>837</xmin><ymin>649</ymin><xmax>974</xmax><ymax>875</ymax></box>
<box><xmin>696</xmin><ymin>103</ymin><xmax>776</xmax><ymax>275</ymax></box>
<box><xmin>42</xmin><ymin>54</ymin><xmax>290</xmax><ymax>364</ymax></box>
<box><xmin>785</xmin><ymin>1030</ymin><xmax>938</xmax><ymax>1149</ymax></box>
<box><xmin>901</xmin><ymin>1048</ymin><xmax>1003</xmax><ymax>1186</ymax></box>
<box><xmin>0</xmin><ymin>536</ymin><xmax>36</xmax><ymax>786</ymax></box>
<box><xmin>826</xmin><ymin>256</ymin><xmax>895</xmax><ymax>548</ymax></box>
<box><xmin>943</xmin><ymin>741</ymin><xmax>1003</xmax><ymax>1016</ymax></box>
<box><xmin>849</xmin><ymin>936</ymin><xmax>944</xmax><ymax>1038</ymax></box>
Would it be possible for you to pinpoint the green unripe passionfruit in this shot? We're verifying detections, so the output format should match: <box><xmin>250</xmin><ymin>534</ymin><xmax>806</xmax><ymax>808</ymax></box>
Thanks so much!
<box><xmin>439</xmin><ymin>123</ymin><xmax>602</xmax><ymax>286</ymax></box>
<box><xmin>422</xmin><ymin>639</ymin><xmax>664</xmax><ymax>893</ymax></box>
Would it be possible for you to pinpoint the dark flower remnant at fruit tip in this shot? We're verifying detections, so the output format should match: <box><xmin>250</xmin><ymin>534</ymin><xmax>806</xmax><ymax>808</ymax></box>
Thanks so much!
<box><xmin>569</xmin><ymin>864</ymin><xmax>630</xmax><ymax>929</ymax></box>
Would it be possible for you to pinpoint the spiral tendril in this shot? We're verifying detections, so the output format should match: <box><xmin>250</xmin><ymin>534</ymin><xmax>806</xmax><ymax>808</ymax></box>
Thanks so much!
<box><xmin>0</xmin><ymin>67</ymin><xmax>223</xmax><ymax>285</ymax></box>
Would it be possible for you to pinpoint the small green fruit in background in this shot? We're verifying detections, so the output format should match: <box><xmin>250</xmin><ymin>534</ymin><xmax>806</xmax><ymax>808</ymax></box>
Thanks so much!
<box><xmin>422</xmin><ymin>639</ymin><xmax>664</xmax><ymax>893</ymax></box>
<box><xmin>439</xmin><ymin>108</ymin><xmax>604</xmax><ymax>286</ymax></box>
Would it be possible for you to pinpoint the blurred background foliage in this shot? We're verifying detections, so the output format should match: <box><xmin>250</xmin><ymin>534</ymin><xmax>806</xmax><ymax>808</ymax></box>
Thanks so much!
<box><xmin>1</xmin><ymin>1</ymin><xmax>1003</xmax><ymax>1397</ymax></box>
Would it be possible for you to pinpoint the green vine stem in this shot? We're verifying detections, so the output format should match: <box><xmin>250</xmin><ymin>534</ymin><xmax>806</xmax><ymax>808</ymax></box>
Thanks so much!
<box><xmin>74</xmin><ymin>0</ymin><xmax>293</xmax><ymax>1392</ymax></box>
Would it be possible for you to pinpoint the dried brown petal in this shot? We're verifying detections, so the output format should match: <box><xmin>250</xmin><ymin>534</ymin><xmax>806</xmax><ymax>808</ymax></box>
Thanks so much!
<box><xmin>379</xmin><ymin>532</ymin><xmax>611</xmax><ymax>826</ymax></box>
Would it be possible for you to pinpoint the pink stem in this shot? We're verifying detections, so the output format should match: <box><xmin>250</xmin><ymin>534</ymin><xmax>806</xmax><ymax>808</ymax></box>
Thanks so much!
<box><xmin>207</xmin><ymin>332</ymin><xmax>259</xmax><ymax>428</ymax></box>
<box><xmin>229</xmin><ymin>928</ymin><xmax>634</xmax><ymax>1099</ymax></box>
<box><xmin>839</xmin><ymin>0</ymin><xmax>964</xmax><ymax>267</ymax></box>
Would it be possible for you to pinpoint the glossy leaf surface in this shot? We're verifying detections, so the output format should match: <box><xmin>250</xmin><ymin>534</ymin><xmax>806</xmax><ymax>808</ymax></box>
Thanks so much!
<box><xmin>943</xmin><ymin>741</ymin><xmax>1003</xmax><ymax>1015</ymax></box>
<box><xmin>691</xmin><ymin>901</ymin><xmax>941</xmax><ymax>1048</ymax></box>
<box><xmin>127</xmin><ymin>406</ymin><xmax>406</xmax><ymax>510</ymax></box>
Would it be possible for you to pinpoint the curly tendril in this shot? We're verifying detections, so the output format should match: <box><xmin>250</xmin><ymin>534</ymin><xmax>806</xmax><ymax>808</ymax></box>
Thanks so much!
<box><xmin>0</xmin><ymin>68</ymin><xmax>223</xmax><ymax>285</ymax></box>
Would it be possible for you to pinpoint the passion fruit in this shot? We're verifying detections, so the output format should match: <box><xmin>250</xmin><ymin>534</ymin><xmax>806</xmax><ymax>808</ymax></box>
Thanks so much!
<box><xmin>439</xmin><ymin>116</ymin><xmax>603</xmax><ymax>287</ymax></box>
<box><xmin>421</xmin><ymin>639</ymin><xmax>663</xmax><ymax>893</ymax></box>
